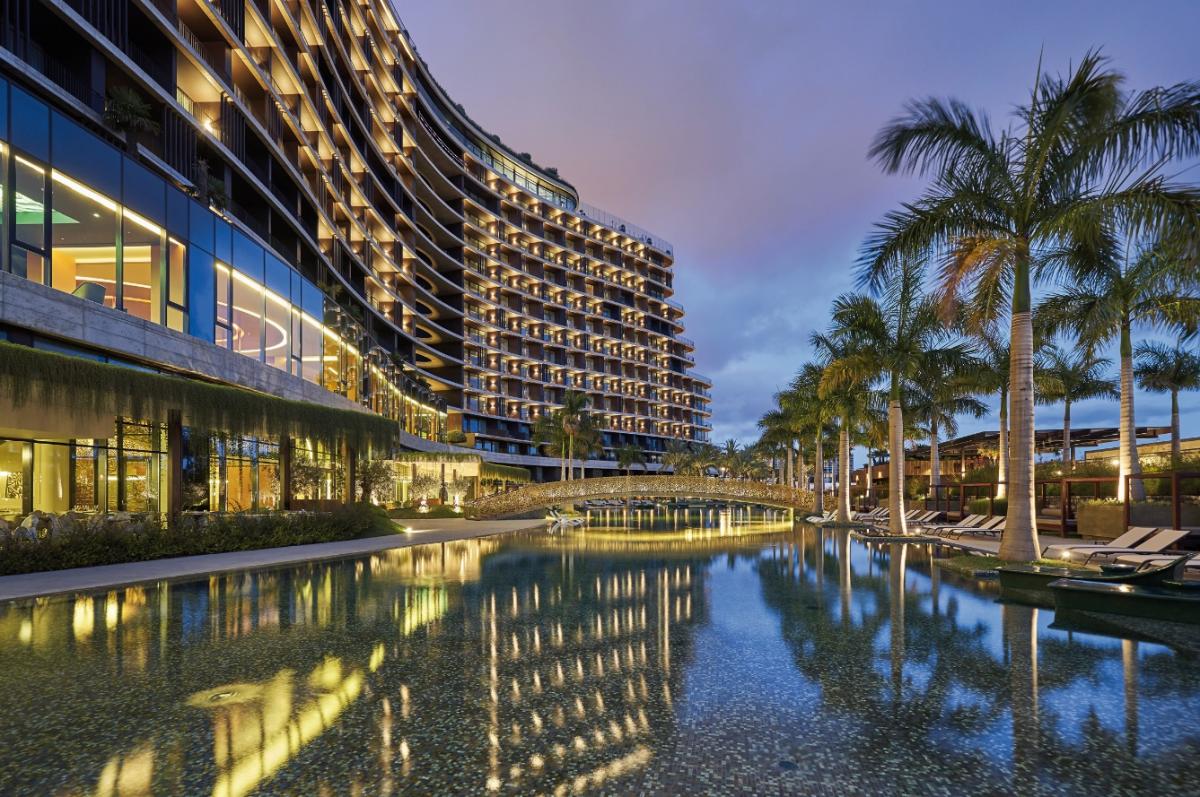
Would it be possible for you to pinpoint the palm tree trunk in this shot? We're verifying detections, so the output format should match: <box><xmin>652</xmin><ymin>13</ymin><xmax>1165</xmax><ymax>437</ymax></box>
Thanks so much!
<box><xmin>838</xmin><ymin>424</ymin><xmax>851</xmax><ymax>522</ymax></box>
<box><xmin>929</xmin><ymin>420</ymin><xmax>941</xmax><ymax>490</ymax></box>
<box><xmin>996</xmin><ymin>387</ymin><xmax>1008</xmax><ymax>499</ymax></box>
<box><xmin>1001</xmin><ymin>303</ymin><xmax>1039</xmax><ymax>561</ymax></box>
<box><xmin>888</xmin><ymin>396</ymin><xmax>907</xmax><ymax>535</ymax></box>
<box><xmin>1171</xmin><ymin>388</ymin><xmax>1181</xmax><ymax>468</ymax></box>
<box><xmin>813</xmin><ymin>433</ymin><xmax>824</xmax><ymax>514</ymax></box>
<box><xmin>865</xmin><ymin>450</ymin><xmax>874</xmax><ymax>506</ymax></box>
<box><xmin>796</xmin><ymin>442</ymin><xmax>806</xmax><ymax>493</ymax></box>
<box><xmin>786</xmin><ymin>444</ymin><xmax>794</xmax><ymax>489</ymax></box>
<box><xmin>1119</xmin><ymin>321</ymin><xmax>1144</xmax><ymax>502</ymax></box>
<box><xmin>1062</xmin><ymin>401</ymin><xmax>1072</xmax><ymax>472</ymax></box>
<box><xmin>568</xmin><ymin>435</ymin><xmax>575</xmax><ymax>482</ymax></box>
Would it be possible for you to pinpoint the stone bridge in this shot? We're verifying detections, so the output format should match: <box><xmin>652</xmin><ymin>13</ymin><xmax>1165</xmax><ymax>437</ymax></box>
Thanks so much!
<box><xmin>465</xmin><ymin>475</ymin><xmax>815</xmax><ymax>520</ymax></box>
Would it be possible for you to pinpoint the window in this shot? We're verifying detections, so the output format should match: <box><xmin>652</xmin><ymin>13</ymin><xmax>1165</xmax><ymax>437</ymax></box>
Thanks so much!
<box><xmin>49</xmin><ymin>170</ymin><xmax>119</xmax><ymax>309</ymax></box>
<box><xmin>121</xmin><ymin>209</ymin><xmax>164</xmax><ymax>323</ymax></box>
<box><xmin>263</xmin><ymin>286</ymin><xmax>290</xmax><ymax>373</ymax></box>
<box><xmin>12</xmin><ymin>155</ymin><xmax>46</xmax><ymax>283</ymax></box>
<box><xmin>215</xmin><ymin>263</ymin><xmax>231</xmax><ymax>348</ymax></box>
<box><xmin>167</xmin><ymin>238</ymin><xmax>187</xmax><ymax>331</ymax></box>
<box><xmin>230</xmin><ymin>269</ymin><xmax>263</xmax><ymax>360</ymax></box>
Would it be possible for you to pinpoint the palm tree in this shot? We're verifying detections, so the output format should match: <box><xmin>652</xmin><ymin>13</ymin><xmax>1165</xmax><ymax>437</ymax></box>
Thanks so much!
<box><xmin>973</xmin><ymin>333</ymin><xmax>1011</xmax><ymax>498</ymax></box>
<box><xmin>758</xmin><ymin>408</ymin><xmax>797</xmax><ymax>487</ymax></box>
<box><xmin>822</xmin><ymin>258</ymin><xmax>973</xmax><ymax>534</ymax></box>
<box><xmin>785</xmin><ymin>365</ymin><xmax>832</xmax><ymax>513</ymax></box>
<box><xmin>813</xmin><ymin>331</ymin><xmax>877</xmax><ymax>522</ymax></box>
<box><xmin>1034</xmin><ymin>343</ymin><xmax>1118</xmax><ymax>470</ymax></box>
<box><xmin>532</xmin><ymin>390</ymin><xmax>596</xmax><ymax>481</ymax></box>
<box><xmin>614</xmin><ymin>443</ymin><xmax>647</xmax><ymax>511</ymax></box>
<box><xmin>1037</xmin><ymin>233</ymin><xmax>1200</xmax><ymax>496</ymax></box>
<box><xmin>909</xmin><ymin>362</ymin><xmax>987</xmax><ymax>491</ymax></box>
<box><xmin>531</xmin><ymin>413</ymin><xmax>569</xmax><ymax>481</ymax></box>
<box><xmin>615</xmin><ymin>443</ymin><xmax>647</xmax><ymax>476</ymax></box>
<box><xmin>861</xmin><ymin>52</ymin><xmax>1200</xmax><ymax>559</ymax></box>
<box><xmin>1135</xmin><ymin>341</ymin><xmax>1200</xmax><ymax>466</ymax></box>
<box><xmin>754</xmin><ymin>416</ymin><xmax>794</xmax><ymax>484</ymax></box>
<box><xmin>662</xmin><ymin>440</ymin><xmax>713</xmax><ymax>476</ymax></box>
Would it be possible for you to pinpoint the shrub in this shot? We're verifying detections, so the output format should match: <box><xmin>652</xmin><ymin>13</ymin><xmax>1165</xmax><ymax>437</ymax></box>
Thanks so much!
<box><xmin>387</xmin><ymin>505</ymin><xmax>463</xmax><ymax>519</ymax></box>
<box><xmin>966</xmin><ymin>497</ymin><xmax>1007</xmax><ymax>516</ymax></box>
<box><xmin>0</xmin><ymin>504</ymin><xmax>393</xmax><ymax>576</ymax></box>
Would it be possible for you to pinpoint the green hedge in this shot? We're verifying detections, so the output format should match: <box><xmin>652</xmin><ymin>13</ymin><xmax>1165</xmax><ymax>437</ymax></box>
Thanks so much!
<box><xmin>966</xmin><ymin>497</ymin><xmax>1007</xmax><ymax>516</ymax></box>
<box><xmin>0</xmin><ymin>504</ymin><xmax>394</xmax><ymax>576</ymax></box>
<box><xmin>387</xmin><ymin>505</ymin><xmax>464</xmax><ymax>519</ymax></box>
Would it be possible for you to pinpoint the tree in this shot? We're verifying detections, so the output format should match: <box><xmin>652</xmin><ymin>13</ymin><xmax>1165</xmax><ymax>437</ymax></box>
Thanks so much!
<box><xmin>532</xmin><ymin>390</ymin><xmax>598</xmax><ymax>481</ymax></box>
<box><xmin>1135</xmin><ymin>340</ymin><xmax>1200</xmax><ymax>466</ymax></box>
<box><xmin>615</xmin><ymin>444</ymin><xmax>647</xmax><ymax>476</ymax></box>
<box><xmin>1037</xmin><ymin>232</ymin><xmax>1200</xmax><ymax>495</ymax></box>
<box><xmin>1034</xmin><ymin>343</ymin><xmax>1118</xmax><ymax>470</ymax></box>
<box><xmin>783</xmin><ymin>365</ymin><xmax>832</xmax><ymax>513</ymax></box>
<box><xmin>103</xmin><ymin>86</ymin><xmax>160</xmax><ymax>153</ymax></box>
<box><xmin>822</xmin><ymin>258</ymin><xmax>973</xmax><ymax>534</ymax></box>
<box><xmin>972</xmin><ymin>333</ymin><xmax>1011</xmax><ymax>498</ymax></box>
<box><xmin>813</xmin><ymin>331</ymin><xmax>877</xmax><ymax>522</ymax></box>
<box><xmin>861</xmin><ymin>52</ymin><xmax>1200</xmax><ymax>559</ymax></box>
<box><xmin>909</xmin><ymin>361</ymin><xmax>987</xmax><ymax>490</ymax></box>
<box><xmin>356</xmin><ymin>458</ymin><xmax>397</xmax><ymax>504</ymax></box>
<box><xmin>663</xmin><ymin>441</ymin><xmax>713</xmax><ymax>476</ymax></box>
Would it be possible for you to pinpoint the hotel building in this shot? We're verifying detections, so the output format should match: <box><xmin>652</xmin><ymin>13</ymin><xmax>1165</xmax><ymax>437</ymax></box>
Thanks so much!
<box><xmin>0</xmin><ymin>0</ymin><xmax>710</xmax><ymax>518</ymax></box>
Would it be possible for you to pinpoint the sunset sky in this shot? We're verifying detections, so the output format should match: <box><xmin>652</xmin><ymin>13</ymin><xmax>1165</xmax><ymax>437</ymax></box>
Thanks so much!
<box><xmin>403</xmin><ymin>0</ymin><xmax>1200</xmax><ymax>451</ymax></box>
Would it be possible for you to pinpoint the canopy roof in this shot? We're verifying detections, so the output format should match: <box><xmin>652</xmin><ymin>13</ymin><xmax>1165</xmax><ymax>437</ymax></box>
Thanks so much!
<box><xmin>906</xmin><ymin>426</ymin><xmax>1169</xmax><ymax>460</ymax></box>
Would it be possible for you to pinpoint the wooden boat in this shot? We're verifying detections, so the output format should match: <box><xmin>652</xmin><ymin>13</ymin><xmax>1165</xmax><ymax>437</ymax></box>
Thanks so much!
<box><xmin>1049</xmin><ymin>577</ymin><xmax>1200</xmax><ymax>625</ymax></box>
<box><xmin>998</xmin><ymin>553</ymin><xmax>1198</xmax><ymax>607</ymax></box>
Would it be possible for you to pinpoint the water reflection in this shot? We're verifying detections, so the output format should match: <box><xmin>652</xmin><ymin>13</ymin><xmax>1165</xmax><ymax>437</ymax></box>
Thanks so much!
<box><xmin>0</xmin><ymin>527</ymin><xmax>1197</xmax><ymax>795</ymax></box>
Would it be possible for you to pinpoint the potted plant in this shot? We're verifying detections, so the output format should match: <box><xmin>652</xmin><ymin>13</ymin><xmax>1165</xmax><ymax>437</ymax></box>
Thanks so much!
<box><xmin>194</xmin><ymin>158</ymin><xmax>228</xmax><ymax>211</ymax></box>
<box><xmin>103</xmin><ymin>86</ymin><xmax>160</xmax><ymax>154</ymax></box>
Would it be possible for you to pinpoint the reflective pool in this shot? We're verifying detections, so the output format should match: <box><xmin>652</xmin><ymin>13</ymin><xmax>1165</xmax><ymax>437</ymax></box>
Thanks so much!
<box><xmin>1</xmin><ymin>525</ymin><xmax>1198</xmax><ymax>795</ymax></box>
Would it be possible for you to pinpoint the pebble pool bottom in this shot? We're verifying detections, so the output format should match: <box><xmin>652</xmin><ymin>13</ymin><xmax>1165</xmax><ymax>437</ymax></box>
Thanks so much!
<box><xmin>0</xmin><ymin>522</ymin><xmax>1197</xmax><ymax>796</ymax></box>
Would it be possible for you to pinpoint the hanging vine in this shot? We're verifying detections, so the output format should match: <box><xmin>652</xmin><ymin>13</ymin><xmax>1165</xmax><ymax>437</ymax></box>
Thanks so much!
<box><xmin>0</xmin><ymin>342</ymin><xmax>396</xmax><ymax>451</ymax></box>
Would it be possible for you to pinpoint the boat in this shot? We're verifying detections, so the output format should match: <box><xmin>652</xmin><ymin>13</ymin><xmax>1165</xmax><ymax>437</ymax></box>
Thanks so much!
<box><xmin>1049</xmin><ymin>577</ymin><xmax>1200</xmax><ymax>625</ymax></box>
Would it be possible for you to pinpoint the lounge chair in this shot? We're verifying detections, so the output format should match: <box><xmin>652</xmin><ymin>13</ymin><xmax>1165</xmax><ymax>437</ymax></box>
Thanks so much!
<box><xmin>1076</xmin><ymin>528</ymin><xmax>1192</xmax><ymax>565</ymax></box>
<box><xmin>1113</xmin><ymin>549</ymin><xmax>1200</xmax><ymax>572</ymax></box>
<box><xmin>1042</xmin><ymin>527</ymin><xmax>1159</xmax><ymax>560</ymax></box>
<box><xmin>910</xmin><ymin>510</ymin><xmax>939</xmax><ymax>524</ymax></box>
<box><xmin>806</xmin><ymin>510</ymin><xmax>836</xmax><ymax>524</ymax></box>
<box><xmin>924</xmin><ymin>514</ymin><xmax>983</xmax><ymax>534</ymax></box>
<box><xmin>938</xmin><ymin>515</ymin><xmax>1005</xmax><ymax>539</ymax></box>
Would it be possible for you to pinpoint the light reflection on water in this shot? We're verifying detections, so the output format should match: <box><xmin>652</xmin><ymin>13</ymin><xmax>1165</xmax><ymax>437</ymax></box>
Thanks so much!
<box><xmin>0</xmin><ymin>526</ymin><xmax>1197</xmax><ymax>795</ymax></box>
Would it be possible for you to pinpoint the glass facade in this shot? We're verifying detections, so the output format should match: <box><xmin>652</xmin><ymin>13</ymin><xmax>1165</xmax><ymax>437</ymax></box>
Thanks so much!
<box><xmin>0</xmin><ymin>420</ymin><xmax>167</xmax><ymax>520</ymax></box>
<box><xmin>0</xmin><ymin>81</ymin><xmax>445</xmax><ymax>446</ymax></box>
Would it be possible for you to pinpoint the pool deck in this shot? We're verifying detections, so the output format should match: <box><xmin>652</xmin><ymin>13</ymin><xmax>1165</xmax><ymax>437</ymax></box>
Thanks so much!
<box><xmin>944</xmin><ymin>533</ymin><xmax>1075</xmax><ymax>556</ymax></box>
<box><xmin>0</xmin><ymin>518</ymin><xmax>544</xmax><ymax>602</ymax></box>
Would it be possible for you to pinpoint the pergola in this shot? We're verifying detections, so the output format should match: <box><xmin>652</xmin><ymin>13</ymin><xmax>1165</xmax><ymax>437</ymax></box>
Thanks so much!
<box><xmin>906</xmin><ymin>426</ymin><xmax>1170</xmax><ymax>461</ymax></box>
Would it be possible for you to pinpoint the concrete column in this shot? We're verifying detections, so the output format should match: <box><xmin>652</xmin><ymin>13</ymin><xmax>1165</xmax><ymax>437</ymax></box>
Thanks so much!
<box><xmin>167</xmin><ymin>410</ymin><xmax>183</xmax><ymax>519</ymax></box>
<box><xmin>279</xmin><ymin>434</ymin><xmax>293</xmax><ymax>510</ymax></box>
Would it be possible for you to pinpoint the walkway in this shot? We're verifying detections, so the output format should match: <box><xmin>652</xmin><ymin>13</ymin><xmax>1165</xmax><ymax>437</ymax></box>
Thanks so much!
<box><xmin>0</xmin><ymin>518</ymin><xmax>544</xmax><ymax>603</ymax></box>
<box><xmin>943</xmin><ymin>532</ymin><xmax>1077</xmax><ymax>558</ymax></box>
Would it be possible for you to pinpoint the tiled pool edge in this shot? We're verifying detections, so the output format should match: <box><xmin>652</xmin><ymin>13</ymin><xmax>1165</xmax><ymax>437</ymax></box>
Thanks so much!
<box><xmin>0</xmin><ymin>519</ymin><xmax>545</xmax><ymax>603</ymax></box>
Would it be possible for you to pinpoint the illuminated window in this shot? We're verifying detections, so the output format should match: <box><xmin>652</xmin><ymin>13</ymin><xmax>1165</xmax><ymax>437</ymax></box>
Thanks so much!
<box><xmin>49</xmin><ymin>171</ymin><xmax>119</xmax><ymax>310</ymax></box>
<box><xmin>167</xmin><ymin>238</ymin><xmax>187</xmax><ymax>332</ymax></box>
<box><xmin>231</xmin><ymin>270</ymin><xmax>263</xmax><ymax>361</ymax></box>
<box><xmin>121</xmin><ymin>209</ymin><xmax>164</xmax><ymax>323</ymax></box>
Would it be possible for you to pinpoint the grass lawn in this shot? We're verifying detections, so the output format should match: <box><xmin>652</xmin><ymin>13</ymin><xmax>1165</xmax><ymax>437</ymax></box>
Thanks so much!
<box><xmin>934</xmin><ymin>554</ymin><xmax>1081</xmax><ymax>577</ymax></box>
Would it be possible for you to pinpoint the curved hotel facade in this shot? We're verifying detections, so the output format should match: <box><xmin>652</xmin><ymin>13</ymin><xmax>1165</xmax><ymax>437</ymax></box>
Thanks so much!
<box><xmin>0</xmin><ymin>0</ymin><xmax>710</xmax><ymax>518</ymax></box>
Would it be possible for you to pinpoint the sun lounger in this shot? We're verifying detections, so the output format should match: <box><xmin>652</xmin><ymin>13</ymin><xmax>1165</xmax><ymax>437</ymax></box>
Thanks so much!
<box><xmin>1077</xmin><ymin>528</ymin><xmax>1192</xmax><ymax>565</ymax></box>
<box><xmin>1042</xmin><ymin>527</ymin><xmax>1159</xmax><ymax>559</ymax></box>
<box><xmin>938</xmin><ymin>515</ymin><xmax>1005</xmax><ymax>539</ymax></box>
<box><xmin>1113</xmin><ymin>549</ymin><xmax>1200</xmax><ymax>571</ymax></box>
<box><xmin>924</xmin><ymin>514</ymin><xmax>983</xmax><ymax>534</ymax></box>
